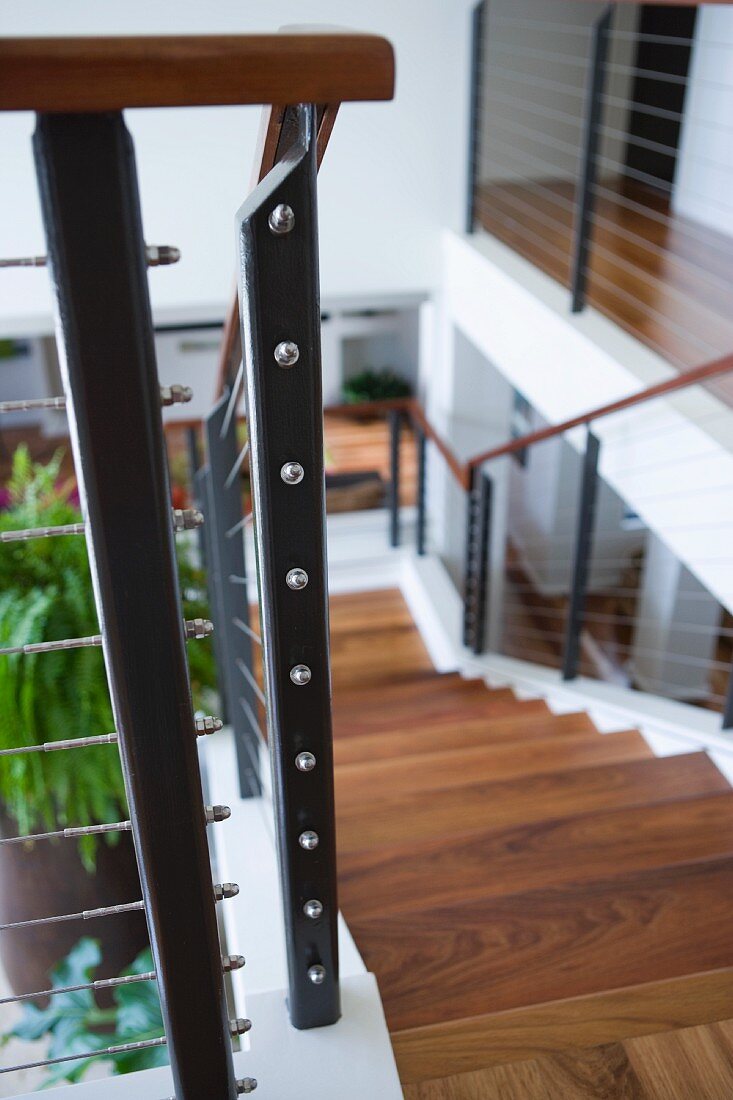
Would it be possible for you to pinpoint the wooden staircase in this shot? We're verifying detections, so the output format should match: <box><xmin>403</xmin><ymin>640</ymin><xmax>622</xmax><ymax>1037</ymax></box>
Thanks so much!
<box><xmin>330</xmin><ymin>589</ymin><xmax>733</xmax><ymax>1094</ymax></box>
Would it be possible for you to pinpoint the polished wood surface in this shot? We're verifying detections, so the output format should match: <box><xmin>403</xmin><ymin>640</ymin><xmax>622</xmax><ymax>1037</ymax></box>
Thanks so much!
<box><xmin>476</xmin><ymin>177</ymin><xmax>733</xmax><ymax>407</ymax></box>
<box><xmin>0</xmin><ymin>33</ymin><xmax>395</xmax><ymax>112</ymax></box>
<box><xmin>403</xmin><ymin>1015</ymin><xmax>733</xmax><ymax>1098</ymax></box>
<box><xmin>328</xmin><ymin>589</ymin><xmax>733</xmax><ymax>1089</ymax></box>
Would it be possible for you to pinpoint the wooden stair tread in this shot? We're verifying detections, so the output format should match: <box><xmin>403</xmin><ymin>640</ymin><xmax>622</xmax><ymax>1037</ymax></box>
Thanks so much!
<box><xmin>334</xmin><ymin>709</ymin><xmax>597</xmax><ymax>765</ymax></box>
<box><xmin>335</xmin><ymin>729</ymin><xmax>651</xmax><ymax>802</ymax></box>
<box><xmin>348</xmin><ymin>856</ymin><xmax>733</xmax><ymax>1033</ymax></box>
<box><xmin>340</xmin><ymin>792</ymin><xmax>733</xmax><ymax>920</ymax></box>
<box><xmin>336</xmin><ymin>753</ymin><xmax>728</xmax><ymax>854</ymax></box>
<box><xmin>332</xmin><ymin>674</ymin><xmax>513</xmax><ymax>722</ymax></box>
<box><xmin>393</xmin><ymin>968</ymin><xmax>733</xmax><ymax>1084</ymax></box>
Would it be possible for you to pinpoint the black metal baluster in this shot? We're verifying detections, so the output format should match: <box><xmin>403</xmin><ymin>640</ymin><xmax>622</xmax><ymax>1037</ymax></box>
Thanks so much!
<box><xmin>466</xmin><ymin>0</ymin><xmax>487</xmax><ymax>233</ymax></box>
<box><xmin>562</xmin><ymin>429</ymin><xmax>601</xmax><ymax>680</ymax></box>
<box><xmin>236</xmin><ymin>104</ymin><xmax>339</xmax><ymax>1029</ymax></box>
<box><xmin>722</xmin><ymin>672</ymin><xmax>733</xmax><ymax>730</ymax></box>
<box><xmin>204</xmin><ymin>394</ymin><xmax>261</xmax><ymax>797</ymax></box>
<box><xmin>415</xmin><ymin>426</ymin><xmax>427</xmax><ymax>556</ymax></box>
<box><xmin>388</xmin><ymin>408</ymin><xmax>401</xmax><ymax>547</ymax></box>
<box><xmin>34</xmin><ymin>111</ymin><xmax>238</xmax><ymax>1099</ymax></box>
<box><xmin>463</xmin><ymin>469</ymin><xmax>492</xmax><ymax>655</ymax></box>
<box><xmin>570</xmin><ymin>5</ymin><xmax>612</xmax><ymax>313</ymax></box>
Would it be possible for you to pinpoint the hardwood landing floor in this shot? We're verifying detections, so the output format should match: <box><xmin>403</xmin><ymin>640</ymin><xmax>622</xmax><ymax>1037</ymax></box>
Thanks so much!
<box><xmin>330</xmin><ymin>589</ymin><xmax>733</xmax><ymax>1096</ymax></box>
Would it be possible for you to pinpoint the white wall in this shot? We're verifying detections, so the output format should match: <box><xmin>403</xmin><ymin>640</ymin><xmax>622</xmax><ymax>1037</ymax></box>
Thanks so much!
<box><xmin>0</xmin><ymin>0</ymin><xmax>473</xmax><ymax>337</ymax></box>
<box><xmin>673</xmin><ymin>6</ymin><xmax>733</xmax><ymax>236</ymax></box>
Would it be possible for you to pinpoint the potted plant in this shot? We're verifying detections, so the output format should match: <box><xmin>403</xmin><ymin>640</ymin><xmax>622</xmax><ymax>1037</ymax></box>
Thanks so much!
<box><xmin>0</xmin><ymin>447</ymin><xmax>215</xmax><ymax>997</ymax></box>
<box><xmin>341</xmin><ymin>368</ymin><xmax>412</xmax><ymax>413</ymax></box>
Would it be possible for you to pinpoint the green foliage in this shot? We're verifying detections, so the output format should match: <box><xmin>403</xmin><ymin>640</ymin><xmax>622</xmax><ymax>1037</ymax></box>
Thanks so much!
<box><xmin>0</xmin><ymin>447</ymin><xmax>216</xmax><ymax>869</ymax></box>
<box><xmin>342</xmin><ymin>368</ymin><xmax>412</xmax><ymax>404</ymax></box>
<box><xmin>2</xmin><ymin>937</ymin><xmax>167</xmax><ymax>1087</ymax></box>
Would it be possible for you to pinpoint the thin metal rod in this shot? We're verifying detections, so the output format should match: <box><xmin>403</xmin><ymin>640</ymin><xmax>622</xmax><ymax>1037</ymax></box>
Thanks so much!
<box><xmin>0</xmin><ymin>633</ymin><xmax>101</xmax><ymax>657</ymax></box>
<box><xmin>236</xmin><ymin>657</ymin><xmax>266</xmax><ymax>707</ymax></box>
<box><xmin>0</xmin><ymin>732</ymin><xmax>118</xmax><ymax>757</ymax></box>
<box><xmin>0</xmin><ymin>522</ymin><xmax>85</xmax><ymax>543</ymax></box>
<box><xmin>0</xmin><ymin>969</ymin><xmax>156</xmax><ymax>1006</ymax></box>
<box><xmin>1</xmin><ymin>1036</ymin><xmax>166</xmax><ymax>1075</ymax></box>
<box><xmin>415</xmin><ymin>427</ymin><xmax>427</xmax><ymax>556</ymax></box>
<box><xmin>0</xmin><ymin>820</ymin><xmax>131</xmax><ymax>845</ymax></box>
<box><xmin>226</xmin><ymin>513</ymin><xmax>253</xmax><ymax>539</ymax></box>
<box><xmin>225</xmin><ymin>440</ymin><xmax>249</xmax><ymax>491</ymax></box>
<box><xmin>233</xmin><ymin>617</ymin><xmax>262</xmax><ymax>645</ymax></box>
<box><xmin>0</xmin><ymin>900</ymin><xmax>145</xmax><ymax>932</ymax></box>
<box><xmin>220</xmin><ymin>362</ymin><xmax>244</xmax><ymax>440</ymax></box>
<box><xmin>466</xmin><ymin>0</ymin><xmax>486</xmax><ymax>232</ymax></box>
<box><xmin>562</xmin><ymin>431</ymin><xmax>600</xmax><ymax>680</ymax></box>
<box><xmin>0</xmin><ymin>396</ymin><xmax>66</xmax><ymax>412</ymax></box>
<box><xmin>0</xmin><ymin>255</ymin><xmax>48</xmax><ymax>268</ymax></box>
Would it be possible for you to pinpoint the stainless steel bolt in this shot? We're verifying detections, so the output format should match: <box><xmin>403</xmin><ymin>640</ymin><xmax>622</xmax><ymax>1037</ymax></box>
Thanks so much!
<box><xmin>205</xmin><ymin>804</ymin><xmax>231</xmax><ymax>824</ymax></box>
<box><xmin>274</xmin><ymin>340</ymin><xmax>299</xmax><ymax>367</ymax></box>
<box><xmin>308</xmin><ymin>964</ymin><xmax>327</xmax><ymax>985</ymax></box>
<box><xmin>214</xmin><ymin>882</ymin><xmax>239</xmax><ymax>901</ymax></box>
<box><xmin>160</xmin><ymin>383</ymin><xmax>193</xmax><ymax>406</ymax></box>
<box><xmin>299</xmin><ymin>830</ymin><xmax>319</xmax><ymax>851</ymax></box>
<box><xmin>222</xmin><ymin>953</ymin><xmax>246</xmax><ymax>972</ymax></box>
<box><xmin>286</xmin><ymin>568</ymin><xmax>309</xmax><ymax>590</ymax></box>
<box><xmin>268</xmin><ymin>203</ymin><xmax>295</xmax><ymax>235</ymax></box>
<box><xmin>173</xmin><ymin>508</ymin><xmax>204</xmax><ymax>531</ymax></box>
<box><xmin>295</xmin><ymin>751</ymin><xmax>316</xmax><ymax>773</ymax></box>
<box><xmin>290</xmin><ymin>664</ymin><xmax>311</xmax><ymax>686</ymax></box>
<box><xmin>230</xmin><ymin>1017</ymin><xmax>252</xmax><ymax>1036</ymax></box>
<box><xmin>280</xmin><ymin>461</ymin><xmax>304</xmax><ymax>485</ymax></box>
<box><xmin>185</xmin><ymin>618</ymin><xmax>214</xmax><ymax>640</ymax></box>
<box><xmin>195</xmin><ymin>715</ymin><xmax>223</xmax><ymax>736</ymax></box>
<box><xmin>304</xmin><ymin>899</ymin><xmax>323</xmax><ymax>920</ymax></box>
<box><xmin>237</xmin><ymin>1081</ymin><xmax>258</xmax><ymax>1095</ymax></box>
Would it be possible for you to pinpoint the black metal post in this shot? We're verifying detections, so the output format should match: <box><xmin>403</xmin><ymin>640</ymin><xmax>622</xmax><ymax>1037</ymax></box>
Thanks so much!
<box><xmin>722</xmin><ymin>672</ymin><xmax>733</xmax><ymax>730</ymax></box>
<box><xmin>563</xmin><ymin>429</ymin><xmax>601</xmax><ymax>680</ymax></box>
<box><xmin>388</xmin><ymin>408</ymin><xmax>401</xmax><ymax>547</ymax></box>
<box><xmin>237</xmin><ymin>104</ymin><xmax>339</xmax><ymax>1029</ymax></box>
<box><xmin>194</xmin><ymin>465</ymin><xmax>230</xmax><ymax>725</ymax></box>
<box><xmin>34</xmin><ymin>113</ymin><xmax>238</xmax><ymax>1098</ymax></box>
<box><xmin>466</xmin><ymin>0</ymin><xmax>487</xmax><ymax>233</ymax></box>
<box><xmin>463</xmin><ymin>469</ymin><xmax>493</xmax><ymax>655</ymax></box>
<box><xmin>204</xmin><ymin>395</ymin><xmax>261</xmax><ymax>798</ymax></box>
<box><xmin>570</xmin><ymin>5</ymin><xmax>612</xmax><ymax>313</ymax></box>
<box><xmin>415</xmin><ymin>426</ymin><xmax>427</xmax><ymax>556</ymax></box>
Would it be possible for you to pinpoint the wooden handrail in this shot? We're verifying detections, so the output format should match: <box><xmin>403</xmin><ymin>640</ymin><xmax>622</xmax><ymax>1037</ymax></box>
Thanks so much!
<box><xmin>0</xmin><ymin>33</ymin><xmax>395</xmax><ymax>112</ymax></box>
<box><xmin>465</xmin><ymin>352</ymin><xmax>733</xmax><ymax>475</ymax></box>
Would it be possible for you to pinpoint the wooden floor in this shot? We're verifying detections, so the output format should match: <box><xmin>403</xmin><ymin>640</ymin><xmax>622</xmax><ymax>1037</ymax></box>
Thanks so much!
<box><xmin>330</xmin><ymin>589</ymin><xmax>733</xmax><ymax>1095</ymax></box>
<box><xmin>476</xmin><ymin>177</ymin><xmax>733</xmax><ymax>404</ymax></box>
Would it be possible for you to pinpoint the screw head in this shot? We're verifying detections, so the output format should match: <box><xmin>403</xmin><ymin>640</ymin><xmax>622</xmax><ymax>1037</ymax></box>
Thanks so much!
<box><xmin>286</xmin><ymin>568</ymin><xmax>309</xmax><ymax>591</ymax></box>
<box><xmin>290</xmin><ymin>664</ymin><xmax>311</xmax><ymax>686</ymax></box>
<box><xmin>274</xmin><ymin>340</ymin><xmax>299</xmax><ymax>368</ymax></box>
<box><xmin>268</xmin><ymin>203</ymin><xmax>295</xmax><ymax>235</ymax></box>
<box><xmin>280</xmin><ymin>461</ymin><xmax>304</xmax><ymax>485</ymax></box>
<box><xmin>299</xmin><ymin>830</ymin><xmax>319</xmax><ymax>851</ymax></box>
<box><xmin>295</xmin><ymin>751</ymin><xmax>316</xmax><ymax>772</ymax></box>
<box><xmin>304</xmin><ymin>899</ymin><xmax>323</xmax><ymax>920</ymax></box>
<box><xmin>308</xmin><ymin>964</ymin><xmax>327</xmax><ymax>985</ymax></box>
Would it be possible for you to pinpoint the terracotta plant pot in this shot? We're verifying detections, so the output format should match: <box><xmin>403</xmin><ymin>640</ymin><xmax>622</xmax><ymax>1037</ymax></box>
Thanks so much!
<box><xmin>0</xmin><ymin>810</ymin><xmax>148</xmax><ymax>1002</ymax></box>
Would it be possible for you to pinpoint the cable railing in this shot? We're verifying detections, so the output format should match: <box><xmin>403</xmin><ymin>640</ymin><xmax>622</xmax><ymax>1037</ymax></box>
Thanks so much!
<box><xmin>467</xmin><ymin>0</ymin><xmax>733</xmax><ymax>388</ymax></box>
<box><xmin>0</xmin><ymin>28</ymin><xmax>394</xmax><ymax>1099</ymax></box>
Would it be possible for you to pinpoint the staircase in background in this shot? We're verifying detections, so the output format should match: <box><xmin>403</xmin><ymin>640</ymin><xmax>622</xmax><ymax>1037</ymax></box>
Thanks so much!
<box><xmin>330</xmin><ymin>588</ymin><xmax>733</xmax><ymax>1093</ymax></box>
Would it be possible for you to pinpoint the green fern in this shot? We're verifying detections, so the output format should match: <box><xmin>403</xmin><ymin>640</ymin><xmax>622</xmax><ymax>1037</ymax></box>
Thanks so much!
<box><xmin>0</xmin><ymin>447</ymin><xmax>216</xmax><ymax>870</ymax></box>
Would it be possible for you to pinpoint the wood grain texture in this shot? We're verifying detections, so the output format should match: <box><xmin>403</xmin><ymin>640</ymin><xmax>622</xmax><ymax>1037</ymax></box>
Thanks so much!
<box><xmin>339</xmin><ymin>793</ymin><xmax>733</xmax><ymax>920</ymax></box>
<box><xmin>336</xmin><ymin>753</ymin><xmax>728</xmax><ymax>853</ymax></box>
<box><xmin>393</xmin><ymin>969</ymin><xmax>733</xmax><ymax>1083</ymax></box>
<box><xmin>336</xmin><ymin>729</ymin><xmax>650</xmax><ymax>802</ymax></box>
<box><xmin>349</xmin><ymin>857</ymin><xmax>733</xmax><ymax>1032</ymax></box>
<box><xmin>0</xmin><ymin>33</ymin><xmax>395</xmax><ymax>111</ymax></box>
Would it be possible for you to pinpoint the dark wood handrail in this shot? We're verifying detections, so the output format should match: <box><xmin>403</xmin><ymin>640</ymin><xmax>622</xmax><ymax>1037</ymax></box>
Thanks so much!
<box><xmin>465</xmin><ymin>351</ymin><xmax>733</xmax><ymax>475</ymax></box>
<box><xmin>0</xmin><ymin>33</ymin><xmax>395</xmax><ymax>112</ymax></box>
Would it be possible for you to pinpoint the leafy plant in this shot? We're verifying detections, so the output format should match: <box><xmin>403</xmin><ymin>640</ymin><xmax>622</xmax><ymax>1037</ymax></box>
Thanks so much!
<box><xmin>0</xmin><ymin>447</ymin><xmax>216</xmax><ymax>868</ymax></box>
<box><xmin>1</xmin><ymin>937</ymin><xmax>167</xmax><ymax>1087</ymax></box>
<box><xmin>342</xmin><ymin>368</ymin><xmax>412</xmax><ymax>404</ymax></box>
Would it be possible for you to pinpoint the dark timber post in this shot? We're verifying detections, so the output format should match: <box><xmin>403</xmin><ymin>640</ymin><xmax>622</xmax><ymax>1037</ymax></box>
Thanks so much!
<box><xmin>204</xmin><ymin>394</ymin><xmax>261</xmax><ymax>797</ymax></box>
<box><xmin>463</xmin><ymin>469</ymin><xmax>493</xmax><ymax>655</ymax></box>
<box><xmin>388</xmin><ymin>408</ymin><xmax>401</xmax><ymax>547</ymax></box>
<box><xmin>34</xmin><ymin>112</ymin><xmax>238</xmax><ymax>1098</ymax></box>
<box><xmin>415</xmin><ymin>426</ymin><xmax>427</xmax><ymax>556</ymax></box>
<box><xmin>236</xmin><ymin>105</ymin><xmax>340</xmax><ymax>1029</ymax></box>
<box><xmin>570</xmin><ymin>5</ymin><xmax>612</xmax><ymax>313</ymax></box>
<box><xmin>563</xmin><ymin>429</ymin><xmax>601</xmax><ymax>680</ymax></box>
